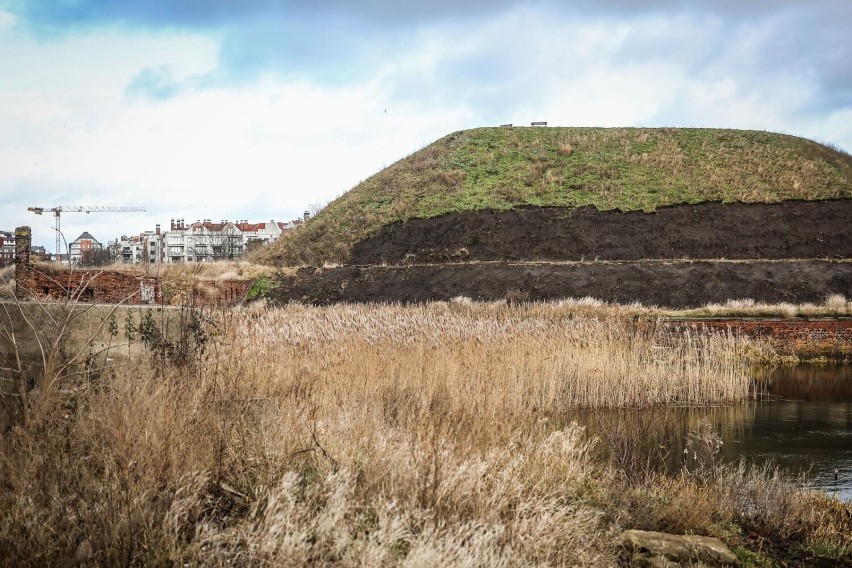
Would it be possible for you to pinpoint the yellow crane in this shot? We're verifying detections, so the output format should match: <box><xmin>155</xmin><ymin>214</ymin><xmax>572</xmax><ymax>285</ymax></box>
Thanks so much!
<box><xmin>28</xmin><ymin>205</ymin><xmax>146</xmax><ymax>261</ymax></box>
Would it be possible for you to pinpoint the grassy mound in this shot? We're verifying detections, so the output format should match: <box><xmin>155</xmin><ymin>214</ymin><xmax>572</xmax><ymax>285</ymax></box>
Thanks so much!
<box><xmin>258</xmin><ymin>127</ymin><xmax>852</xmax><ymax>266</ymax></box>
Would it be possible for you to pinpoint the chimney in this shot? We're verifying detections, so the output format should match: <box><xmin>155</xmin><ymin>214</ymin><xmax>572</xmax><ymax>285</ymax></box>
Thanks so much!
<box><xmin>155</xmin><ymin>224</ymin><xmax>161</xmax><ymax>236</ymax></box>
<box><xmin>15</xmin><ymin>226</ymin><xmax>31</xmax><ymax>270</ymax></box>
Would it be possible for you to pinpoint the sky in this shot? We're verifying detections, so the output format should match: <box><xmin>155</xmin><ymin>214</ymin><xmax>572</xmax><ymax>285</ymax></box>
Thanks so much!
<box><xmin>1</xmin><ymin>1</ymin><xmax>850</xmax><ymax>253</ymax></box>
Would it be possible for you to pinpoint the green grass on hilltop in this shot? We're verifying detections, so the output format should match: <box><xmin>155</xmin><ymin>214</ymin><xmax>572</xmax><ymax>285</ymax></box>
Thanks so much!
<box><xmin>259</xmin><ymin>127</ymin><xmax>852</xmax><ymax>266</ymax></box>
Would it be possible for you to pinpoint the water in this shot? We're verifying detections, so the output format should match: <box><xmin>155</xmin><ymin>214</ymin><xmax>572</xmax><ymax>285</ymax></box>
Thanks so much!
<box><xmin>729</xmin><ymin>365</ymin><xmax>852</xmax><ymax>500</ymax></box>
<box><xmin>572</xmin><ymin>364</ymin><xmax>852</xmax><ymax>500</ymax></box>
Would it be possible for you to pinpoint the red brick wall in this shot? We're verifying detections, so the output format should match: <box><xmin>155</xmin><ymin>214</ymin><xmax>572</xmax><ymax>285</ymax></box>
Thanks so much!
<box><xmin>14</xmin><ymin>226</ymin><xmax>253</xmax><ymax>307</ymax></box>
<box><xmin>17</xmin><ymin>264</ymin><xmax>162</xmax><ymax>305</ymax></box>
<box><xmin>663</xmin><ymin>318</ymin><xmax>852</xmax><ymax>358</ymax></box>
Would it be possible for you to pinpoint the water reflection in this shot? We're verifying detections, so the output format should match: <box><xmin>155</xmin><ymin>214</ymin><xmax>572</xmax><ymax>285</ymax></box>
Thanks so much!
<box><xmin>570</xmin><ymin>364</ymin><xmax>852</xmax><ymax>500</ymax></box>
<box><xmin>739</xmin><ymin>365</ymin><xmax>852</xmax><ymax>500</ymax></box>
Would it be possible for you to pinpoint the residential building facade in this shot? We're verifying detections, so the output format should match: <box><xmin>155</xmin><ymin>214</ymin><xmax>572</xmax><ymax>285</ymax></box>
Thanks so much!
<box><xmin>107</xmin><ymin>216</ymin><xmax>303</xmax><ymax>264</ymax></box>
<box><xmin>109</xmin><ymin>225</ymin><xmax>162</xmax><ymax>264</ymax></box>
<box><xmin>0</xmin><ymin>230</ymin><xmax>15</xmax><ymax>267</ymax></box>
<box><xmin>69</xmin><ymin>232</ymin><xmax>103</xmax><ymax>265</ymax></box>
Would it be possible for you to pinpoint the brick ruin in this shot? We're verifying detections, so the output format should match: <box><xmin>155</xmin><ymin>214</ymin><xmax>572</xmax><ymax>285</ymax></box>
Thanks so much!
<box><xmin>664</xmin><ymin>318</ymin><xmax>852</xmax><ymax>360</ymax></box>
<box><xmin>15</xmin><ymin>226</ymin><xmax>162</xmax><ymax>304</ymax></box>
<box><xmin>14</xmin><ymin>226</ymin><xmax>251</xmax><ymax>306</ymax></box>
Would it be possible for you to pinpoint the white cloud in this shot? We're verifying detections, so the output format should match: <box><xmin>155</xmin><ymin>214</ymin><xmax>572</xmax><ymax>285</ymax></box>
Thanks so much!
<box><xmin>0</xmin><ymin>27</ymin><xmax>470</xmax><ymax>249</ymax></box>
<box><xmin>0</xmin><ymin>10</ymin><xmax>15</xmax><ymax>30</ymax></box>
<box><xmin>1</xmin><ymin>3</ymin><xmax>849</xmax><ymax>252</ymax></box>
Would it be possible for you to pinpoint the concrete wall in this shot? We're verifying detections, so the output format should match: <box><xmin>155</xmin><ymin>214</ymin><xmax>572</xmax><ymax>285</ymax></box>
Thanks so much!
<box><xmin>0</xmin><ymin>301</ymin><xmax>183</xmax><ymax>396</ymax></box>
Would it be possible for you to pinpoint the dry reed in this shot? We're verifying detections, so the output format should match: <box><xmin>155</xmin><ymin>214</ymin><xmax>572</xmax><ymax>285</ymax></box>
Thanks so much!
<box><xmin>0</xmin><ymin>301</ymin><xmax>847</xmax><ymax>566</ymax></box>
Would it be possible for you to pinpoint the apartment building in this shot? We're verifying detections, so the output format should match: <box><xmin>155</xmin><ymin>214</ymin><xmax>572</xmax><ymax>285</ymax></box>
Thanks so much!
<box><xmin>108</xmin><ymin>216</ymin><xmax>303</xmax><ymax>264</ymax></box>
<box><xmin>0</xmin><ymin>230</ymin><xmax>15</xmax><ymax>267</ymax></box>
<box><xmin>109</xmin><ymin>225</ymin><xmax>162</xmax><ymax>264</ymax></box>
<box><xmin>162</xmin><ymin>218</ymin><xmax>241</xmax><ymax>262</ymax></box>
<box><xmin>68</xmin><ymin>232</ymin><xmax>103</xmax><ymax>265</ymax></box>
<box><xmin>161</xmin><ymin>218</ymin><xmax>303</xmax><ymax>263</ymax></box>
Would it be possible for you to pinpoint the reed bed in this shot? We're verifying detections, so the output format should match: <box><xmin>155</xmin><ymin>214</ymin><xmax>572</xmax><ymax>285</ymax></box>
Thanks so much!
<box><xmin>679</xmin><ymin>294</ymin><xmax>852</xmax><ymax>318</ymax></box>
<box><xmin>231</xmin><ymin>301</ymin><xmax>758</xmax><ymax>411</ymax></box>
<box><xmin>0</xmin><ymin>301</ymin><xmax>848</xmax><ymax>566</ymax></box>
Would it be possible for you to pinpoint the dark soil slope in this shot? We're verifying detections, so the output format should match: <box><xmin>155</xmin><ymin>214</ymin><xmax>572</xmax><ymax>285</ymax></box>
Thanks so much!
<box><xmin>351</xmin><ymin>200</ymin><xmax>852</xmax><ymax>265</ymax></box>
<box><xmin>269</xmin><ymin>260</ymin><xmax>851</xmax><ymax>308</ymax></box>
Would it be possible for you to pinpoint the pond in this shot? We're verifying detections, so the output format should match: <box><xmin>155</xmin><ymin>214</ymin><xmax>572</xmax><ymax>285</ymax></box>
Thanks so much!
<box><xmin>731</xmin><ymin>364</ymin><xmax>852</xmax><ymax>500</ymax></box>
<box><xmin>571</xmin><ymin>364</ymin><xmax>852</xmax><ymax>501</ymax></box>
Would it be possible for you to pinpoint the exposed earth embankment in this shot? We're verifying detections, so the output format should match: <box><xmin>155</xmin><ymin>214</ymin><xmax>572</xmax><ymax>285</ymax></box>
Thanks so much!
<box><xmin>268</xmin><ymin>259</ymin><xmax>851</xmax><ymax>308</ymax></box>
<box><xmin>350</xmin><ymin>200</ymin><xmax>852</xmax><ymax>265</ymax></box>
<box><xmin>268</xmin><ymin>199</ymin><xmax>851</xmax><ymax>307</ymax></box>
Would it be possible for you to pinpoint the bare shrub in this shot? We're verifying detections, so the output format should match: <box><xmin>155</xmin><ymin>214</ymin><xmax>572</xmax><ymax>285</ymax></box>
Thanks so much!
<box><xmin>609</xmin><ymin>421</ymin><xmax>852</xmax><ymax>556</ymax></box>
<box><xmin>825</xmin><ymin>293</ymin><xmax>848</xmax><ymax>311</ymax></box>
<box><xmin>493</xmin><ymin>182</ymin><xmax>524</xmax><ymax>202</ymax></box>
<box><xmin>437</xmin><ymin>169</ymin><xmax>465</xmax><ymax>188</ymax></box>
<box><xmin>589</xmin><ymin>409</ymin><xmax>679</xmax><ymax>486</ymax></box>
<box><xmin>690</xmin><ymin>297</ymin><xmax>852</xmax><ymax>318</ymax></box>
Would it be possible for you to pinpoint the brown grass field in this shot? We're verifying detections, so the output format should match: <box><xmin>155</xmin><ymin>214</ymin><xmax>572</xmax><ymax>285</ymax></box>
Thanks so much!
<box><xmin>1</xmin><ymin>301</ymin><xmax>850</xmax><ymax>566</ymax></box>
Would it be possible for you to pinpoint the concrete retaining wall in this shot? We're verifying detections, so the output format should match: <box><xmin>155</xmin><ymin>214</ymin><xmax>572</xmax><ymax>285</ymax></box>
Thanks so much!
<box><xmin>0</xmin><ymin>302</ymin><xmax>182</xmax><ymax>396</ymax></box>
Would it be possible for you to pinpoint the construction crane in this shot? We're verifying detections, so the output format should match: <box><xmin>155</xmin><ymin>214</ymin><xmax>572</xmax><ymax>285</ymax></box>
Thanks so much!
<box><xmin>28</xmin><ymin>205</ymin><xmax>146</xmax><ymax>261</ymax></box>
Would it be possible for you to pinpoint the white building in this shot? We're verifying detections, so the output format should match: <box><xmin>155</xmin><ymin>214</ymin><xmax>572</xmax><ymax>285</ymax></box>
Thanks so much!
<box><xmin>112</xmin><ymin>216</ymin><xmax>303</xmax><ymax>264</ymax></box>
<box><xmin>109</xmin><ymin>225</ymin><xmax>163</xmax><ymax>264</ymax></box>
<box><xmin>69</xmin><ymin>232</ymin><xmax>103</xmax><ymax>265</ymax></box>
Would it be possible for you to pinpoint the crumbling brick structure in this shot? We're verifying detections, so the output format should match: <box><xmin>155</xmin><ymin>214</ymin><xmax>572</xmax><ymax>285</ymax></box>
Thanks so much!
<box><xmin>14</xmin><ymin>226</ymin><xmax>256</xmax><ymax>307</ymax></box>
<box><xmin>15</xmin><ymin>226</ymin><xmax>162</xmax><ymax>304</ymax></box>
<box><xmin>665</xmin><ymin>318</ymin><xmax>852</xmax><ymax>359</ymax></box>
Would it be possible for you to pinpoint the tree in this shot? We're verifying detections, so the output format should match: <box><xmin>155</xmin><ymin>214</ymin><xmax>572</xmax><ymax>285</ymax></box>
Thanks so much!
<box><xmin>80</xmin><ymin>248</ymin><xmax>112</xmax><ymax>267</ymax></box>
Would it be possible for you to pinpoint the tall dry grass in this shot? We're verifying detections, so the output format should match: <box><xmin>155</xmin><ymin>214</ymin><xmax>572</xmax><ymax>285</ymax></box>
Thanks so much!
<box><xmin>234</xmin><ymin>301</ymin><xmax>759</xmax><ymax>411</ymax></box>
<box><xmin>0</xmin><ymin>301</ymin><xmax>847</xmax><ymax>566</ymax></box>
<box><xmin>0</xmin><ymin>265</ymin><xmax>14</xmax><ymax>299</ymax></box>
